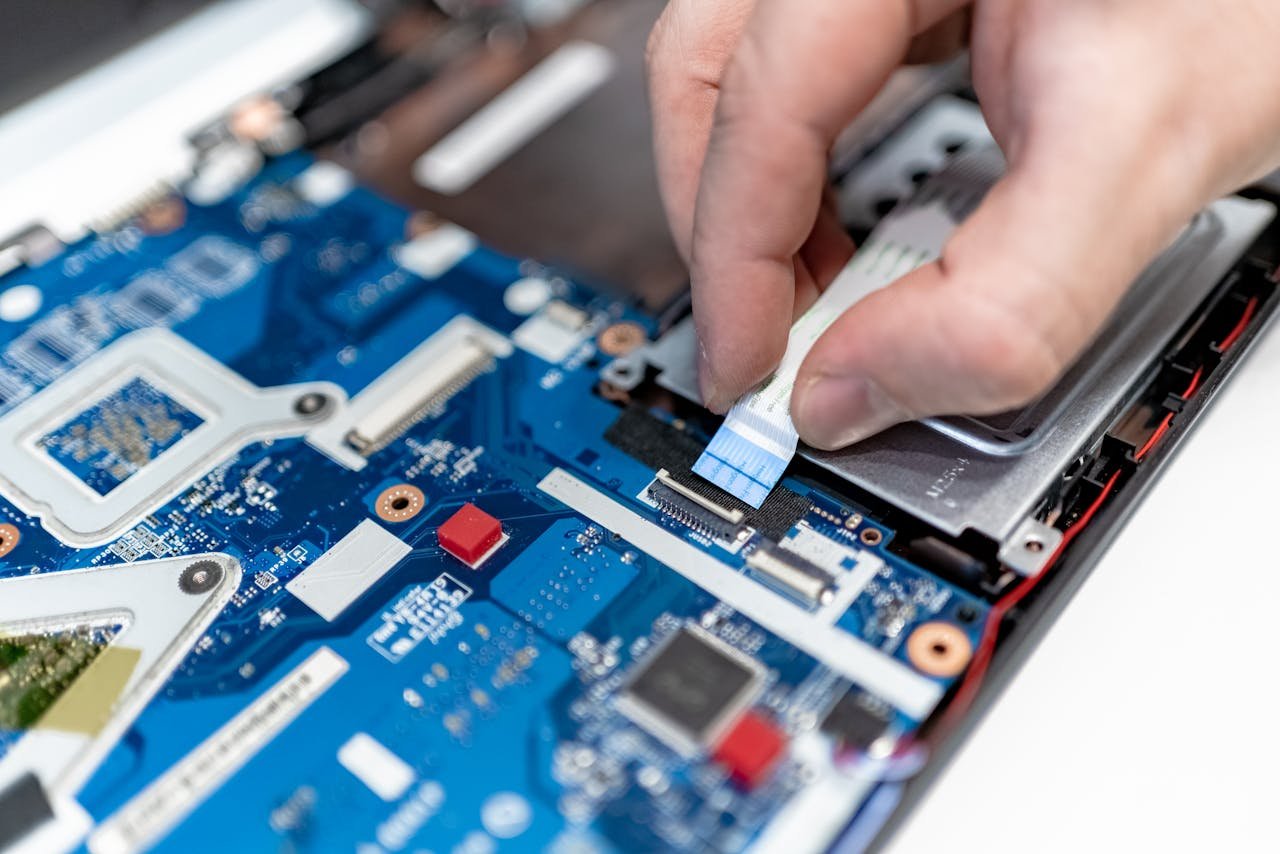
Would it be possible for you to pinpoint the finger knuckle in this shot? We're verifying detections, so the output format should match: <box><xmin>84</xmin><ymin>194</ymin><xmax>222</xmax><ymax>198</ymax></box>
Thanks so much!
<box><xmin>645</xmin><ymin>3</ymin><xmax>730</xmax><ymax>93</ymax></box>
<box><xmin>644</xmin><ymin>12</ymin><xmax>671</xmax><ymax>76</ymax></box>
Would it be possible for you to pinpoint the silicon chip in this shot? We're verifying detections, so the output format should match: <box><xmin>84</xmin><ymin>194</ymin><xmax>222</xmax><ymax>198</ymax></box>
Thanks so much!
<box><xmin>437</xmin><ymin>503</ymin><xmax>505</xmax><ymax>567</ymax></box>
<box><xmin>821</xmin><ymin>689</ymin><xmax>892</xmax><ymax>750</ymax></box>
<box><xmin>166</xmin><ymin>236</ymin><xmax>260</xmax><ymax>297</ymax></box>
<box><xmin>37</xmin><ymin>377</ymin><xmax>204</xmax><ymax>496</ymax></box>
<box><xmin>714</xmin><ymin>711</ymin><xmax>786</xmax><ymax>789</ymax></box>
<box><xmin>618</xmin><ymin>626</ymin><xmax>763</xmax><ymax>755</ymax></box>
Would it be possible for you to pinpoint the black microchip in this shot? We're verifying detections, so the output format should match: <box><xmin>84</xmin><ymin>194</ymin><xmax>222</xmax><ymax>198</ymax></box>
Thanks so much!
<box><xmin>621</xmin><ymin>627</ymin><xmax>761</xmax><ymax>749</ymax></box>
<box><xmin>0</xmin><ymin>773</ymin><xmax>55</xmax><ymax>850</ymax></box>
<box><xmin>821</xmin><ymin>690</ymin><xmax>891</xmax><ymax>750</ymax></box>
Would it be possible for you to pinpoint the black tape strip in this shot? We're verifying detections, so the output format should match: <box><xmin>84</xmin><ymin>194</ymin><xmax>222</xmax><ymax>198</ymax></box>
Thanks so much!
<box><xmin>604</xmin><ymin>407</ymin><xmax>810</xmax><ymax>540</ymax></box>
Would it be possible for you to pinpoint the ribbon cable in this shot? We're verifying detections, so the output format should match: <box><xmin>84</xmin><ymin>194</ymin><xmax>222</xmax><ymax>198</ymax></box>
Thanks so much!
<box><xmin>693</xmin><ymin>147</ymin><xmax>1006</xmax><ymax>507</ymax></box>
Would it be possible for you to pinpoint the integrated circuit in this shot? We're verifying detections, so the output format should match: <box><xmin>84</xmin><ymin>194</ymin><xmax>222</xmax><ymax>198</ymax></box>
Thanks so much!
<box><xmin>110</xmin><ymin>273</ymin><xmax>200</xmax><ymax>329</ymax></box>
<box><xmin>37</xmin><ymin>377</ymin><xmax>204</xmax><ymax>496</ymax></box>
<box><xmin>617</xmin><ymin>626</ymin><xmax>764</xmax><ymax>756</ymax></box>
<box><xmin>821</xmin><ymin>689</ymin><xmax>892</xmax><ymax>751</ymax></box>
<box><xmin>166</xmin><ymin>236</ymin><xmax>259</xmax><ymax>297</ymax></box>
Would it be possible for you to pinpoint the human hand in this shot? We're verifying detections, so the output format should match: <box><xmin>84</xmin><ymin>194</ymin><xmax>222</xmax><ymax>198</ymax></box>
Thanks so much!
<box><xmin>647</xmin><ymin>0</ymin><xmax>1280</xmax><ymax>449</ymax></box>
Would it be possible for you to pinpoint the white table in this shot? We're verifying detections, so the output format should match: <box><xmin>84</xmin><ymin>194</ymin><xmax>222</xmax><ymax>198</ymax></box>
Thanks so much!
<box><xmin>888</xmin><ymin>308</ymin><xmax>1280</xmax><ymax>851</ymax></box>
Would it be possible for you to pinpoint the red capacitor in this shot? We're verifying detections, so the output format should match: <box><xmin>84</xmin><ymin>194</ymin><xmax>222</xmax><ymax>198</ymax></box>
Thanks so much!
<box><xmin>437</xmin><ymin>503</ymin><xmax>503</xmax><ymax>566</ymax></box>
<box><xmin>713</xmin><ymin>711</ymin><xmax>786</xmax><ymax>789</ymax></box>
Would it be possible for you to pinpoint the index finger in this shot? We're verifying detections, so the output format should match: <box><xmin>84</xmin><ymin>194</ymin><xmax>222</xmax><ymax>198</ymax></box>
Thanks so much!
<box><xmin>690</xmin><ymin>0</ymin><xmax>968</xmax><ymax>410</ymax></box>
<box><xmin>646</xmin><ymin>0</ymin><xmax>755</xmax><ymax>263</ymax></box>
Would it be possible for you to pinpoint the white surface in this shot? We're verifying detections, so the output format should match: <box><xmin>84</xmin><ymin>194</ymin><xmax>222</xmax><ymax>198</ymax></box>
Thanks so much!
<box><xmin>412</xmin><ymin>41</ymin><xmax>615</xmax><ymax>194</ymax></box>
<box><xmin>285</xmin><ymin>520</ymin><xmax>412</xmax><ymax>622</ymax></box>
<box><xmin>890</xmin><ymin>313</ymin><xmax>1280</xmax><ymax>852</ymax></box>
<box><xmin>0</xmin><ymin>0</ymin><xmax>370</xmax><ymax>243</ymax></box>
<box><xmin>338</xmin><ymin>733</ymin><xmax>417</xmax><ymax>802</ymax></box>
<box><xmin>0</xmin><ymin>284</ymin><xmax>42</xmax><ymax>322</ymax></box>
<box><xmin>503</xmin><ymin>277</ymin><xmax>554</xmax><ymax>315</ymax></box>
<box><xmin>394</xmin><ymin>225</ymin><xmax>478</xmax><ymax>279</ymax></box>
<box><xmin>292</xmin><ymin>161</ymin><xmax>356</xmax><ymax>207</ymax></box>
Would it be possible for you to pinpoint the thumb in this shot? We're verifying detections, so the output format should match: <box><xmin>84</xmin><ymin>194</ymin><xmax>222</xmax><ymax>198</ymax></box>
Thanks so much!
<box><xmin>790</xmin><ymin>141</ymin><xmax>1198</xmax><ymax>450</ymax></box>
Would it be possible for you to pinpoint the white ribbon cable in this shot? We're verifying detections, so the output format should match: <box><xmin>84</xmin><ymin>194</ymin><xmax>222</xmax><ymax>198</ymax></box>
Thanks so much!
<box><xmin>693</xmin><ymin>147</ymin><xmax>1005</xmax><ymax>507</ymax></box>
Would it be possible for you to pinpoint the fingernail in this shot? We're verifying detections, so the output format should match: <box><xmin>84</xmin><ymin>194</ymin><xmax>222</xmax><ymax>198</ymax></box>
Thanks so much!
<box><xmin>792</xmin><ymin>373</ymin><xmax>905</xmax><ymax>450</ymax></box>
<box><xmin>697</xmin><ymin>340</ymin><xmax>728</xmax><ymax>413</ymax></box>
<box><xmin>699</xmin><ymin>374</ymin><xmax>728</xmax><ymax>414</ymax></box>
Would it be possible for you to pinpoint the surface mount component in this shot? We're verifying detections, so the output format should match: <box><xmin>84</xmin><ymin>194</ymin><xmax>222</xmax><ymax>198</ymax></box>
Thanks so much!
<box><xmin>820</xmin><ymin>690</ymin><xmax>892</xmax><ymax>751</ymax></box>
<box><xmin>617</xmin><ymin>626</ymin><xmax>764</xmax><ymax>756</ymax></box>
<box><xmin>644</xmin><ymin>467</ymin><xmax>748</xmax><ymax>542</ymax></box>
<box><xmin>653</xmin><ymin>469</ymin><xmax>744</xmax><ymax>525</ymax></box>
<box><xmin>436</xmin><ymin>503</ymin><xmax>507</xmax><ymax>568</ymax></box>
<box><xmin>746</xmin><ymin>545</ymin><xmax>837</xmax><ymax>607</ymax></box>
<box><xmin>713</xmin><ymin>711</ymin><xmax>787</xmax><ymax>790</ymax></box>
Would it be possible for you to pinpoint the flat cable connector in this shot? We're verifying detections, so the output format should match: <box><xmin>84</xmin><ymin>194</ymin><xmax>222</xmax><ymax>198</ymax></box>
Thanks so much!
<box><xmin>746</xmin><ymin>545</ymin><xmax>836</xmax><ymax>607</ymax></box>
<box><xmin>653</xmin><ymin>468</ymin><xmax>744</xmax><ymax>524</ymax></box>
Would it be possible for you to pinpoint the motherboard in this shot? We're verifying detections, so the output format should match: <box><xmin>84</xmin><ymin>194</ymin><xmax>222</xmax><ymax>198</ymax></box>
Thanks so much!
<box><xmin>0</xmin><ymin>154</ymin><xmax>990</xmax><ymax>852</ymax></box>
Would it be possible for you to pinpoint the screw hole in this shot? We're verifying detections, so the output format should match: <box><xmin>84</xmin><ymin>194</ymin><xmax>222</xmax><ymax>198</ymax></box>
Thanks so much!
<box><xmin>293</xmin><ymin>392</ymin><xmax>329</xmax><ymax>417</ymax></box>
<box><xmin>179</xmin><ymin>559</ymin><xmax>223</xmax><ymax>594</ymax></box>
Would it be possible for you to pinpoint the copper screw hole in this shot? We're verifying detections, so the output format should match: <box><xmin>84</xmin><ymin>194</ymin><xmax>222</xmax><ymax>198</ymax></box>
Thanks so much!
<box><xmin>597</xmin><ymin>322</ymin><xmax>648</xmax><ymax>357</ymax></box>
<box><xmin>376</xmin><ymin>484</ymin><xmax>426</xmax><ymax>523</ymax></box>
<box><xmin>906</xmin><ymin>621</ymin><xmax>973</xmax><ymax>678</ymax></box>
<box><xmin>0</xmin><ymin>524</ymin><xmax>18</xmax><ymax>558</ymax></box>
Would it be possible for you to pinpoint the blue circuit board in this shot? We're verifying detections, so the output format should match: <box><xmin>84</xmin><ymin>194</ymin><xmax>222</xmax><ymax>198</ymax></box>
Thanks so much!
<box><xmin>37</xmin><ymin>376</ymin><xmax>205</xmax><ymax>497</ymax></box>
<box><xmin>0</xmin><ymin>155</ymin><xmax>987</xmax><ymax>853</ymax></box>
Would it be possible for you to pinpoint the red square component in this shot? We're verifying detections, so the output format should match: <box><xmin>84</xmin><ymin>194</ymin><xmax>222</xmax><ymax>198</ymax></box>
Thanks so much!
<box><xmin>437</xmin><ymin>503</ymin><xmax>504</xmax><ymax>567</ymax></box>
<box><xmin>713</xmin><ymin>711</ymin><xmax>786</xmax><ymax>789</ymax></box>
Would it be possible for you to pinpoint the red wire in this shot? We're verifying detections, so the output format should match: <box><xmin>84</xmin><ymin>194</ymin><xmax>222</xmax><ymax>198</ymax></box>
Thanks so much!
<box><xmin>1133</xmin><ymin>366</ymin><xmax>1203</xmax><ymax>461</ymax></box>
<box><xmin>1217</xmin><ymin>295</ymin><xmax>1259</xmax><ymax>352</ymax></box>
<box><xmin>931</xmin><ymin>293</ymin><xmax>1263</xmax><ymax>738</ymax></box>
<box><xmin>1134</xmin><ymin>294</ymin><xmax>1257</xmax><ymax>462</ymax></box>
<box><xmin>937</xmin><ymin>469</ymin><xmax>1123</xmax><ymax>733</ymax></box>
